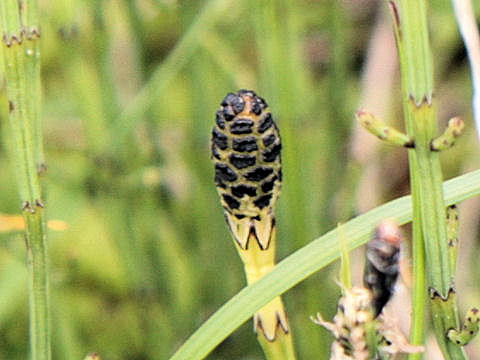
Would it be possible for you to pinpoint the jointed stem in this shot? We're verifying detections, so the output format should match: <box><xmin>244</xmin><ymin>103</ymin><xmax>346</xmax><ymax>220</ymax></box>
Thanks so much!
<box><xmin>0</xmin><ymin>1</ymin><xmax>50</xmax><ymax>359</ymax></box>
<box><xmin>388</xmin><ymin>0</ymin><xmax>467</xmax><ymax>358</ymax></box>
<box><xmin>236</xmin><ymin>231</ymin><xmax>296</xmax><ymax>360</ymax></box>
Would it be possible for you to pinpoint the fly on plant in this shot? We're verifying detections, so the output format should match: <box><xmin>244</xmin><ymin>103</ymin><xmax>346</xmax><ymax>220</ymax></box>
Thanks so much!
<box><xmin>364</xmin><ymin>219</ymin><xmax>402</xmax><ymax>317</ymax></box>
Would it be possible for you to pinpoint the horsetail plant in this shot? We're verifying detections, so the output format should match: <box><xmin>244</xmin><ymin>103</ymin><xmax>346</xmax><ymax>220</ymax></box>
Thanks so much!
<box><xmin>0</xmin><ymin>1</ymin><xmax>50</xmax><ymax>359</ymax></box>
<box><xmin>211</xmin><ymin>90</ymin><xmax>296</xmax><ymax>359</ymax></box>
<box><xmin>358</xmin><ymin>1</ymin><xmax>479</xmax><ymax>358</ymax></box>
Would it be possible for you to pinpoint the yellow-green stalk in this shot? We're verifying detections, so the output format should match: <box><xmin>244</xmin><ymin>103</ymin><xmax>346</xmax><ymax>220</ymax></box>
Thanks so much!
<box><xmin>212</xmin><ymin>90</ymin><xmax>296</xmax><ymax>359</ymax></box>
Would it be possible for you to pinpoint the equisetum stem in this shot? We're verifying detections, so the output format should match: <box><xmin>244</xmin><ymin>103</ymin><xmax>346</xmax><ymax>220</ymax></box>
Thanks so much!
<box><xmin>388</xmin><ymin>0</ymin><xmax>466</xmax><ymax>359</ymax></box>
<box><xmin>212</xmin><ymin>90</ymin><xmax>296</xmax><ymax>360</ymax></box>
<box><xmin>20</xmin><ymin>0</ymin><xmax>45</xmax><ymax>173</ymax></box>
<box><xmin>0</xmin><ymin>1</ymin><xmax>50</xmax><ymax>359</ymax></box>
<box><xmin>236</xmin><ymin>231</ymin><xmax>296</xmax><ymax>360</ymax></box>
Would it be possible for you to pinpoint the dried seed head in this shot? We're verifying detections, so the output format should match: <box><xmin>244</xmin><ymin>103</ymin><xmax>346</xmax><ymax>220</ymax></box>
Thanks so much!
<box><xmin>323</xmin><ymin>286</ymin><xmax>374</xmax><ymax>360</ymax></box>
<box><xmin>313</xmin><ymin>284</ymin><xmax>424</xmax><ymax>359</ymax></box>
<box><xmin>212</xmin><ymin>90</ymin><xmax>282</xmax><ymax>249</ymax></box>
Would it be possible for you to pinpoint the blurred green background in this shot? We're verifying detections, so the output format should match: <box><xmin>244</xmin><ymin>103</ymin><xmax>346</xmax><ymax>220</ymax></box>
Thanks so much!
<box><xmin>0</xmin><ymin>0</ymin><xmax>480</xmax><ymax>359</ymax></box>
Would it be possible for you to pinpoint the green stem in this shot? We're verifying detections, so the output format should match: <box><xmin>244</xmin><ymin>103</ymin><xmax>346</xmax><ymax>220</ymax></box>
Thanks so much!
<box><xmin>388</xmin><ymin>0</ymin><xmax>466</xmax><ymax>358</ymax></box>
<box><xmin>0</xmin><ymin>1</ymin><xmax>50</xmax><ymax>359</ymax></box>
<box><xmin>20</xmin><ymin>0</ymin><xmax>45</xmax><ymax>174</ymax></box>
<box><xmin>26</xmin><ymin>212</ymin><xmax>50</xmax><ymax>360</ymax></box>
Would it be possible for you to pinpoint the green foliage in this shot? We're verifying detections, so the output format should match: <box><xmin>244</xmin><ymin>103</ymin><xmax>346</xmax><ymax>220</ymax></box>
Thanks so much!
<box><xmin>0</xmin><ymin>0</ymin><xmax>478</xmax><ymax>359</ymax></box>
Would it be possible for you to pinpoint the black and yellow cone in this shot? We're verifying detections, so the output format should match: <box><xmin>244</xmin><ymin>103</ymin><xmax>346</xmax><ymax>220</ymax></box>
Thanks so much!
<box><xmin>212</xmin><ymin>90</ymin><xmax>295</xmax><ymax>358</ymax></box>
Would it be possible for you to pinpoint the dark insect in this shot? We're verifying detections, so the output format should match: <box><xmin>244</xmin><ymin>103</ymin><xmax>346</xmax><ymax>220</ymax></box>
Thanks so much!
<box><xmin>363</xmin><ymin>220</ymin><xmax>402</xmax><ymax>317</ymax></box>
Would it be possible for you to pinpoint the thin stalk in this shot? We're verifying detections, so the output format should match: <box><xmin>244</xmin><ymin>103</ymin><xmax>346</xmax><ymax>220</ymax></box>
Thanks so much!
<box><xmin>0</xmin><ymin>1</ymin><xmax>50</xmax><ymax>359</ymax></box>
<box><xmin>236</xmin><ymin>231</ymin><xmax>296</xmax><ymax>360</ymax></box>
<box><xmin>388</xmin><ymin>1</ymin><xmax>466</xmax><ymax>358</ymax></box>
<box><xmin>20</xmin><ymin>0</ymin><xmax>45</xmax><ymax>174</ymax></box>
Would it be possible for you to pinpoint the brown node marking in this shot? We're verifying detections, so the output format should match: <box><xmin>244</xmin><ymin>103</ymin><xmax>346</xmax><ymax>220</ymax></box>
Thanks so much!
<box><xmin>276</xmin><ymin>311</ymin><xmax>289</xmax><ymax>334</ymax></box>
<box><xmin>2</xmin><ymin>33</ymin><xmax>23</xmax><ymax>47</ymax></box>
<box><xmin>428</xmin><ymin>286</ymin><xmax>455</xmax><ymax>301</ymax></box>
<box><xmin>8</xmin><ymin>101</ymin><xmax>15</xmax><ymax>112</ymax></box>
<box><xmin>241</xmin><ymin>217</ymin><xmax>275</xmax><ymax>251</ymax></box>
<box><xmin>37</xmin><ymin>163</ymin><xmax>48</xmax><ymax>176</ymax></box>
<box><xmin>255</xmin><ymin>310</ymin><xmax>288</xmax><ymax>342</ymax></box>
<box><xmin>25</xmin><ymin>27</ymin><xmax>41</xmax><ymax>40</ymax></box>
<box><xmin>409</xmin><ymin>93</ymin><xmax>433</xmax><ymax>108</ymax></box>
<box><xmin>35</xmin><ymin>199</ymin><xmax>45</xmax><ymax>208</ymax></box>
<box><xmin>22</xmin><ymin>201</ymin><xmax>35</xmax><ymax>213</ymax></box>
<box><xmin>405</xmin><ymin>139</ymin><xmax>415</xmax><ymax>148</ymax></box>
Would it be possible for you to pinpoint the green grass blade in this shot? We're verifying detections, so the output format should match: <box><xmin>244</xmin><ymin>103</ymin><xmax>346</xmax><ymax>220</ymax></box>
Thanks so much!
<box><xmin>168</xmin><ymin>169</ymin><xmax>480</xmax><ymax>360</ymax></box>
<box><xmin>111</xmin><ymin>0</ymin><xmax>234</xmax><ymax>152</ymax></box>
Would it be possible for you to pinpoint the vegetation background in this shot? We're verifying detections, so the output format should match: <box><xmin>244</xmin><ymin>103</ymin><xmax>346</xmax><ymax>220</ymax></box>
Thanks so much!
<box><xmin>0</xmin><ymin>0</ymin><xmax>479</xmax><ymax>359</ymax></box>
